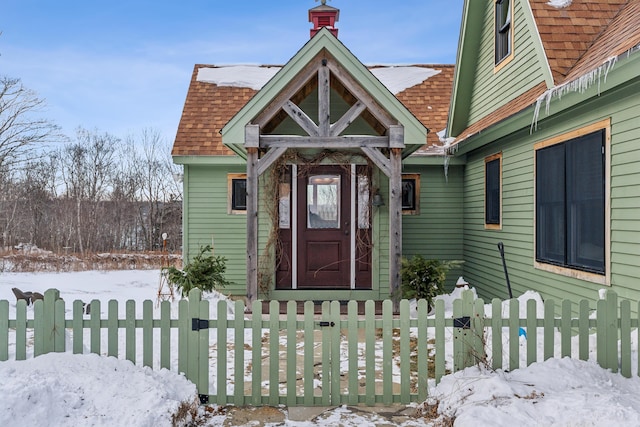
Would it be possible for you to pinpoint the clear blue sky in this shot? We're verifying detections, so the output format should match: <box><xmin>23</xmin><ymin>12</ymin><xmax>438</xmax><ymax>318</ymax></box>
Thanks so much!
<box><xmin>1</xmin><ymin>0</ymin><xmax>463</xmax><ymax>142</ymax></box>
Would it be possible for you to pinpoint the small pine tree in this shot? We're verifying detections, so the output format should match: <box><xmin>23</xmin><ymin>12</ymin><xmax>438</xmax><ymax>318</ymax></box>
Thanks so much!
<box><xmin>163</xmin><ymin>245</ymin><xmax>232</xmax><ymax>297</ymax></box>
<box><xmin>400</xmin><ymin>255</ymin><xmax>462</xmax><ymax>309</ymax></box>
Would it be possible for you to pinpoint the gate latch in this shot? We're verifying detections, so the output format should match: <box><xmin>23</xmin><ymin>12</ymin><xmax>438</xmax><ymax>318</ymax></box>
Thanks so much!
<box><xmin>192</xmin><ymin>318</ymin><xmax>210</xmax><ymax>331</ymax></box>
<box><xmin>453</xmin><ymin>316</ymin><xmax>471</xmax><ymax>329</ymax></box>
<box><xmin>318</xmin><ymin>321</ymin><xmax>335</xmax><ymax>327</ymax></box>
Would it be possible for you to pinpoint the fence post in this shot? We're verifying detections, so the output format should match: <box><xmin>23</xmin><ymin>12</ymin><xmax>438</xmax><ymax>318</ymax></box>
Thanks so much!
<box><xmin>0</xmin><ymin>300</ymin><xmax>8</xmax><ymax>361</ymax></box>
<box><xmin>605</xmin><ymin>291</ymin><xmax>618</xmax><ymax>373</ymax></box>
<box><xmin>185</xmin><ymin>289</ymin><xmax>209</xmax><ymax>403</ymax></box>
<box><xmin>596</xmin><ymin>290</ymin><xmax>619</xmax><ymax>373</ymax></box>
<box><xmin>453</xmin><ymin>290</ymin><xmax>481</xmax><ymax>370</ymax></box>
<box><xmin>34</xmin><ymin>289</ymin><xmax>63</xmax><ymax>356</ymax></box>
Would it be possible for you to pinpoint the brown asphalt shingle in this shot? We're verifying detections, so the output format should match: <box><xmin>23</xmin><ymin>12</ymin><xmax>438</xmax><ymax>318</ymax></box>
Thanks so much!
<box><xmin>395</xmin><ymin>65</ymin><xmax>454</xmax><ymax>149</ymax></box>
<box><xmin>531</xmin><ymin>0</ymin><xmax>628</xmax><ymax>84</ymax></box>
<box><xmin>172</xmin><ymin>64</ymin><xmax>454</xmax><ymax>157</ymax></box>
<box><xmin>172</xmin><ymin>65</ymin><xmax>258</xmax><ymax>157</ymax></box>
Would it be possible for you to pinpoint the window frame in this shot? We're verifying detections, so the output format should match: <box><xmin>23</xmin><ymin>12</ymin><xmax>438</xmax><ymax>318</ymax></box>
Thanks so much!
<box><xmin>401</xmin><ymin>174</ymin><xmax>420</xmax><ymax>215</ymax></box>
<box><xmin>494</xmin><ymin>0</ymin><xmax>514</xmax><ymax>71</ymax></box>
<box><xmin>484</xmin><ymin>153</ymin><xmax>502</xmax><ymax>230</ymax></box>
<box><xmin>533</xmin><ymin>119</ymin><xmax>611</xmax><ymax>285</ymax></box>
<box><xmin>227</xmin><ymin>173</ymin><xmax>247</xmax><ymax>215</ymax></box>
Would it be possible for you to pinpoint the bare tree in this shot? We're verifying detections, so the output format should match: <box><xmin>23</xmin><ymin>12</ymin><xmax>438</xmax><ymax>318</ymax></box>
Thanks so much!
<box><xmin>0</xmin><ymin>76</ymin><xmax>60</xmax><ymax>249</ymax></box>
<box><xmin>60</xmin><ymin>128</ymin><xmax>118</xmax><ymax>254</ymax></box>
<box><xmin>0</xmin><ymin>77</ymin><xmax>60</xmax><ymax>168</ymax></box>
<box><xmin>129</xmin><ymin>128</ymin><xmax>182</xmax><ymax>251</ymax></box>
<box><xmin>0</xmin><ymin>119</ymin><xmax>183</xmax><ymax>255</ymax></box>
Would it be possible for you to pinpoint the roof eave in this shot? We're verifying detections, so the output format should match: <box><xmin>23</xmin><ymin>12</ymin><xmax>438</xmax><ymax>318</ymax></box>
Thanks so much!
<box><xmin>453</xmin><ymin>50</ymin><xmax>640</xmax><ymax>155</ymax></box>
<box><xmin>221</xmin><ymin>27</ymin><xmax>428</xmax><ymax>151</ymax></box>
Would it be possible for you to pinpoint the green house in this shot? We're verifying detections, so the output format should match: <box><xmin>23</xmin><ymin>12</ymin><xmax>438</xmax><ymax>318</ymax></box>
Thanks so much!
<box><xmin>445</xmin><ymin>0</ymin><xmax>640</xmax><ymax>303</ymax></box>
<box><xmin>171</xmin><ymin>3</ymin><xmax>459</xmax><ymax>304</ymax></box>
<box><xmin>173</xmin><ymin>0</ymin><xmax>640</xmax><ymax>306</ymax></box>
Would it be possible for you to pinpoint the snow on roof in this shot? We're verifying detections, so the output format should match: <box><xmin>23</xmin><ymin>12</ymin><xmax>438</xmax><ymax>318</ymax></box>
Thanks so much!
<box><xmin>197</xmin><ymin>65</ymin><xmax>281</xmax><ymax>91</ymax></box>
<box><xmin>196</xmin><ymin>65</ymin><xmax>441</xmax><ymax>95</ymax></box>
<box><xmin>547</xmin><ymin>0</ymin><xmax>572</xmax><ymax>8</ymax></box>
<box><xmin>369</xmin><ymin>66</ymin><xmax>441</xmax><ymax>94</ymax></box>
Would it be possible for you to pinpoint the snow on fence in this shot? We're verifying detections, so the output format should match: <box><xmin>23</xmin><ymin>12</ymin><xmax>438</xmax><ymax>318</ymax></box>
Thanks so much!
<box><xmin>0</xmin><ymin>288</ymin><xmax>638</xmax><ymax>406</ymax></box>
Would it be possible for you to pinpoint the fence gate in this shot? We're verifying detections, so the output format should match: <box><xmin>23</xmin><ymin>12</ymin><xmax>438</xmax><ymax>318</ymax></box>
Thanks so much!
<box><xmin>7</xmin><ymin>289</ymin><xmax>637</xmax><ymax>408</ymax></box>
<box><xmin>182</xmin><ymin>294</ymin><xmax>429</xmax><ymax>407</ymax></box>
<box><xmin>240</xmin><ymin>300</ymin><xmax>346</xmax><ymax>407</ymax></box>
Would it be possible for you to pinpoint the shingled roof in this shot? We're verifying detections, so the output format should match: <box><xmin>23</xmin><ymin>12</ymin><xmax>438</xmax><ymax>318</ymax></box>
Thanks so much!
<box><xmin>532</xmin><ymin>0</ymin><xmax>630</xmax><ymax>84</ymax></box>
<box><xmin>453</xmin><ymin>0</ymin><xmax>639</xmax><ymax>144</ymax></box>
<box><xmin>172</xmin><ymin>64</ymin><xmax>454</xmax><ymax>157</ymax></box>
<box><xmin>172</xmin><ymin>65</ymin><xmax>258</xmax><ymax>157</ymax></box>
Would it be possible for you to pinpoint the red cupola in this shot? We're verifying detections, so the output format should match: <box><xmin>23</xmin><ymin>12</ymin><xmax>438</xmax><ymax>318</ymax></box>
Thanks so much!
<box><xmin>309</xmin><ymin>0</ymin><xmax>339</xmax><ymax>38</ymax></box>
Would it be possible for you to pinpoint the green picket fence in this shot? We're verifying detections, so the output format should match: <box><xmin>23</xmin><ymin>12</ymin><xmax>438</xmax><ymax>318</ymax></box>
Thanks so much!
<box><xmin>0</xmin><ymin>288</ymin><xmax>638</xmax><ymax>406</ymax></box>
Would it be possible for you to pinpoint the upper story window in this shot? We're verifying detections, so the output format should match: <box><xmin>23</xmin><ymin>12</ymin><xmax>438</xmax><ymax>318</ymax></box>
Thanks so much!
<box><xmin>485</xmin><ymin>153</ymin><xmax>502</xmax><ymax>229</ymax></box>
<box><xmin>535</xmin><ymin>122</ymin><xmax>609</xmax><ymax>279</ymax></box>
<box><xmin>495</xmin><ymin>0</ymin><xmax>513</xmax><ymax>67</ymax></box>
<box><xmin>228</xmin><ymin>173</ymin><xmax>247</xmax><ymax>214</ymax></box>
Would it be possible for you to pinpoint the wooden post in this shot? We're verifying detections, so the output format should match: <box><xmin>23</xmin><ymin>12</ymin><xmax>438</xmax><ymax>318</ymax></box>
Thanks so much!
<box><xmin>389</xmin><ymin>147</ymin><xmax>402</xmax><ymax>312</ymax></box>
<box><xmin>246</xmin><ymin>147</ymin><xmax>258</xmax><ymax>305</ymax></box>
<box><xmin>245</xmin><ymin>125</ymin><xmax>260</xmax><ymax>306</ymax></box>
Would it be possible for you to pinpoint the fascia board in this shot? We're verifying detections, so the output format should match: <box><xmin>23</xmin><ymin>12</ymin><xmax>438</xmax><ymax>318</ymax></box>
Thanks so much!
<box><xmin>521</xmin><ymin>0</ymin><xmax>554</xmax><ymax>88</ymax></box>
<box><xmin>221</xmin><ymin>27</ymin><xmax>428</xmax><ymax>149</ymax></box>
<box><xmin>172</xmin><ymin>155</ymin><xmax>246</xmax><ymax>166</ymax></box>
<box><xmin>403</xmin><ymin>155</ymin><xmax>467</xmax><ymax>166</ymax></box>
<box><xmin>448</xmin><ymin>0</ymin><xmax>483</xmax><ymax>137</ymax></box>
<box><xmin>454</xmin><ymin>53</ymin><xmax>640</xmax><ymax>155</ymax></box>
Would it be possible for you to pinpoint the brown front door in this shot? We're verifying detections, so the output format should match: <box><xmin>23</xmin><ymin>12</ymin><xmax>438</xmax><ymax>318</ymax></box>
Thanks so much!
<box><xmin>297</xmin><ymin>166</ymin><xmax>350</xmax><ymax>289</ymax></box>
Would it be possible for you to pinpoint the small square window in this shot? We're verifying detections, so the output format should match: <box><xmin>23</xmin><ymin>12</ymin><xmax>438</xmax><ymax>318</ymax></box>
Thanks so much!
<box><xmin>228</xmin><ymin>174</ymin><xmax>247</xmax><ymax>214</ymax></box>
<box><xmin>402</xmin><ymin>174</ymin><xmax>420</xmax><ymax>215</ymax></box>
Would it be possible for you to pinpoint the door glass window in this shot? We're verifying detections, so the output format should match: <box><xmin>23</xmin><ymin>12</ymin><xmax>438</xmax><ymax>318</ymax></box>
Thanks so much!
<box><xmin>357</xmin><ymin>174</ymin><xmax>370</xmax><ymax>229</ymax></box>
<box><xmin>307</xmin><ymin>174</ymin><xmax>340</xmax><ymax>229</ymax></box>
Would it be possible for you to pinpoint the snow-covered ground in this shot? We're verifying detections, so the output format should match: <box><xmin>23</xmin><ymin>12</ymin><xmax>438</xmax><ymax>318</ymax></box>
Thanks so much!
<box><xmin>2</xmin><ymin>270</ymin><xmax>640</xmax><ymax>426</ymax></box>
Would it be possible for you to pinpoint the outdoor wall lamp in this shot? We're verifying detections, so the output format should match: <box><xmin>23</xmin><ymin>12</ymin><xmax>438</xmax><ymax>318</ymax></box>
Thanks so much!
<box><xmin>372</xmin><ymin>191</ymin><xmax>385</xmax><ymax>207</ymax></box>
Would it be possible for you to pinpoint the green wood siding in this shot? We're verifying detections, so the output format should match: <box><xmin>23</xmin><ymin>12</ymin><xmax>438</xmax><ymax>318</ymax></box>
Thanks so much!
<box><xmin>462</xmin><ymin>79</ymin><xmax>640</xmax><ymax>304</ymax></box>
<box><xmin>402</xmin><ymin>164</ymin><xmax>465</xmax><ymax>288</ymax></box>
<box><xmin>183</xmin><ymin>165</ymin><xmax>248</xmax><ymax>295</ymax></box>
<box><xmin>466</xmin><ymin>0</ymin><xmax>547</xmax><ymax>125</ymax></box>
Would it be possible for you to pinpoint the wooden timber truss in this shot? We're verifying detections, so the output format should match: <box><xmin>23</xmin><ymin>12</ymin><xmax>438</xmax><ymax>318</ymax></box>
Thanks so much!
<box><xmin>244</xmin><ymin>51</ymin><xmax>405</xmax><ymax>308</ymax></box>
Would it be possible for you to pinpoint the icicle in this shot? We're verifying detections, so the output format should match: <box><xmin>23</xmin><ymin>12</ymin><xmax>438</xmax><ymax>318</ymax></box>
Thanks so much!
<box><xmin>437</xmin><ymin>129</ymin><xmax>456</xmax><ymax>182</ymax></box>
<box><xmin>530</xmin><ymin>53</ymin><xmax>624</xmax><ymax>133</ymax></box>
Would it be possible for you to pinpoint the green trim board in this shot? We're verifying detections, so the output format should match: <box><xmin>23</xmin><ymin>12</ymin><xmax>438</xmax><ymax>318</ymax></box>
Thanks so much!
<box><xmin>173</xmin><ymin>155</ymin><xmax>245</xmax><ymax>166</ymax></box>
<box><xmin>453</xmin><ymin>53</ymin><xmax>640</xmax><ymax>156</ymax></box>
<box><xmin>221</xmin><ymin>27</ymin><xmax>428</xmax><ymax>155</ymax></box>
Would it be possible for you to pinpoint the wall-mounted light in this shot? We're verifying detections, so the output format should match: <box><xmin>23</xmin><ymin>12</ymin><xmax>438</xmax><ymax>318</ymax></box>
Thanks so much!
<box><xmin>372</xmin><ymin>191</ymin><xmax>385</xmax><ymax>207</ymax></box>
